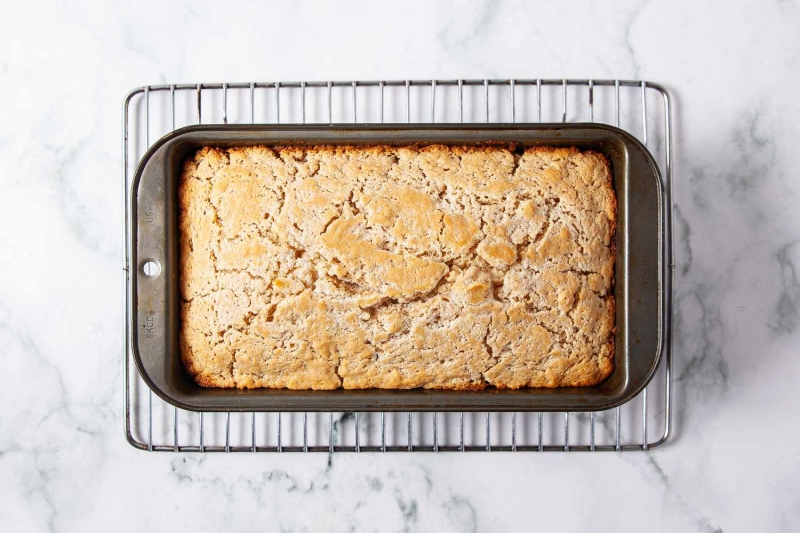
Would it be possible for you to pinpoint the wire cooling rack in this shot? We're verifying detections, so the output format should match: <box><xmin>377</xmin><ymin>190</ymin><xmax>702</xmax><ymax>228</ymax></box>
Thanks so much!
<box><xmin>123</xmin><ymin>79</ymin><xmax>673</xmax><ymax>452</ymax></box>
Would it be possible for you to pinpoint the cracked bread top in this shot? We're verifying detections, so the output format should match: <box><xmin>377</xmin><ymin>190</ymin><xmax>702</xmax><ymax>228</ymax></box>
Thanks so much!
<box><xmin>179</xmin><ymin>144</ymin><xmax>616</xmax><ymax>389</ymax></box>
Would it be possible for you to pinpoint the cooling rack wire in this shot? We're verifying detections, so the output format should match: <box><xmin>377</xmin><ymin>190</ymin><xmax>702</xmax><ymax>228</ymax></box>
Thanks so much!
<box><xmin>123</xmin><ymin>78</ymin><xmax>673</xmax><ymax>452</ymax></box>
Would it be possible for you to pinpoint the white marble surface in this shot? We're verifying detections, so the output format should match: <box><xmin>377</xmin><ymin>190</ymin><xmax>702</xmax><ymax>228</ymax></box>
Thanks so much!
<box><xmin>2</xmin><ymin>0</ymin><xmax>800</xmax><ymax>531</ymax></box>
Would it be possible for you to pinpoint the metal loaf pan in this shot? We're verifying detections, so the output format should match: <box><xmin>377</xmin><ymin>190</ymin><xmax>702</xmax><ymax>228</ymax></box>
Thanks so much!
<box><xmin>129</xmin><ymin>124</ymin><xmax>664</xmax><ymax>412</ymax></box>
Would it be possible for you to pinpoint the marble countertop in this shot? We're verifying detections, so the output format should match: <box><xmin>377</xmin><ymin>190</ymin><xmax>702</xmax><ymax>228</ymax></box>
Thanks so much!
<box><xmin>2</xmin><ymin>0</ymin><xmax>800</xmax><ymax>531</ymax></box>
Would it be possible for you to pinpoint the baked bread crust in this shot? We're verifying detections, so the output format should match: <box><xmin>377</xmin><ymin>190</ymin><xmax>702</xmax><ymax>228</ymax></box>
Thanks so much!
<box><xmin>179</xmin><ymin>145</ymin><xmax>616</xmax><ymax>389</ymax></box>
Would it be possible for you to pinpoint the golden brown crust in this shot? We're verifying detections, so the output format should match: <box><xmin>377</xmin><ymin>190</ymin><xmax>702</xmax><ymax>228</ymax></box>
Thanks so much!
<box><xmin>179</xmin><ymin>144</ymin><xmax>616</xmax><ymax>389</ymax></box>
